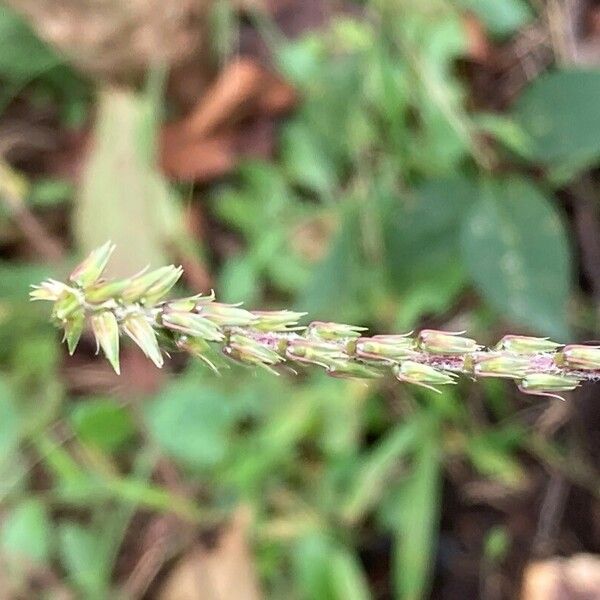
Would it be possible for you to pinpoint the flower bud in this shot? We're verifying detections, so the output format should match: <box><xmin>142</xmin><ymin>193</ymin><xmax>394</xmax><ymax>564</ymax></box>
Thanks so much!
<box><xmin>355</xmin><ymin>334</ymin><xmax>416</xmax><ymax>362</ymax></box>
<box><xmin>495</xmin><ymin>335</ymin><xmax>561</xmax><ymax>354</ymax></box>
<box><xmin>85</xmin><ymin>278</ymin><xmax>132</xmax><ymax>303</ymax></box>
<box><xmin>91</xmin><ymin>311</ymin><xmax>120</xmax><ymax>374</ymax></box>
<box><xmin>326</xmin><ymin>359</ymin><xmax>382</xmax><ymax>379</ymax></box>
<box><xmin>418</xmin><ymin>330</ymin><xmax>481</xmax><ymax>355</ymax></box>
<box><xmin>30</xmin><ymin>279</ymin><xmax>73</xmax><ymax>302</ymax></box>
<box><xmin>307</xmin><ymin>321</ymin><xmax>367</xmax><ymax>341</ymax></box>
<box><xmin>52</xmin><ymin>288</ymin><xmax>84</xmax><ymax>321</ymax></box>
<box><xmin>162</xmin><ymin>311</ymin><xmax>224</xmax><ymax>342</ymax></box>
<box><xmin>63</xmin><ymin>309</ymin><xmax>85</xmax><ymax>355</ymax></box>
<box><xmin>250</xmin><ymin>310</ymin><xmax>307</xmax><ymax>332</ymax></box>
<box><xmin>197</xmin><ymin>303</ymin><xmax>256</xmax><ymax>327</ymax></box>
<box><xmin>122</xmin><ymin>266</ymin><xmax>180</xmax><ymax>304</ymax></box>
<box><xmin>554</xmin><ymin>345</ymin><xmax>600</xmax><ymax>371</ymax></box>
<box><xmin>69</xmin><ymin>241</ymin><xmax>115</xmax><ymax>288</ymax></box>
<box><xmin>392</xmin><ymin>361</ymin><xmax>457</xmax><ymax>394</ymax></box>
<box><xmin>286</xmin><ymin>340</ymin><xmax>345</xmax><ymax>369</ymax></box>
<box><xmin>168</xmin><ymin>292</ymin><xmax>215</xmax><ymax>313</ymax></box>
<box><xmin>518</xmin><ymin>373</ymin><xmax>580</xmax><ymax>400</ymax></box>
<box><xmin>468</xmin><ymin>353</ymin><xmax>532</xmax><ymax>379</ymax></box>
<box><xmin>224</xmin><ymin>333</ymin><xmax>284</xmax><ymax>373</ymax></box>
<box><xmin>142</xmin><ymin>266</ymin><xmax>183</xmax><ymax>306</ymax></box>
<box><xmin>122</xmin><ymin>313</ymin><xmax>163</xmax><ymax>368</ymax></box>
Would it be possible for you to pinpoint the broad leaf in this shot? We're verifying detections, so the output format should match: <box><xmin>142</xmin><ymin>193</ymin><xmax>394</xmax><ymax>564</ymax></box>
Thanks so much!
<box><xmin>461</xmin><ymin>177</ymin><xmax>571</xmax><ymax>339</ymax></box>
<box><xmin>513</xmin><ymin>70</ymin><xmax>600</xmax><ymax>174</ymax></box>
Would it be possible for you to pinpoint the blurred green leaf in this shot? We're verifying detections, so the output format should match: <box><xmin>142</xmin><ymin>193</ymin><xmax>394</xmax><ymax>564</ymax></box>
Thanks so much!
<box><xmin>484</xmin><ymin>526</ymin><xmax>510</xmax><ymax>564</ymax></box>
<box><xmin>59</xmin><ymin>522</ymin><xmax>110</xmax><ymax>599</ymax></box>
<box><xmin>0</xmin><ymin>8</ymin><xmax>60</xmax><ymax>79</ymax></box>
<box><xmin>145</xmin><ymin>377</ymin><xmax>233</xmax><ymax>469</ymax></box>
<box><xmin>0</xmin><ymin>376</ymin><xmax>19</xmax><ymax>458</ymax></box>
<box><xmin>281</xmin><ymin>121</ymin><xmax>337</xmax><ymax>195</ymax></box>
<box><xmin>466</xmin><ymin>432</ymin><xmax>525</xmax><ymax>487</ymax></box>
<box><xmin>342</xmin><ymin>417</ymin><xmax>424</xmax><ymax>523</ymax></box>
<box><xmin>393</xmin><ymin>423</ymin><xmax>441</xmax><ymax>600</ymax></box>
<box><xmin>298</xmin><ymin>211</ymin><xmax>364</xmax><ymax>320</ymax></box>
<box><xmin>461</xmin><ymin>176</ymin><xmax>572</xmax><ymax>338</ymax></box>
<box><xmin>30</xmin><ymin>177</ymin><xmax>74</xmax><ymax>206</ymax></box>
<box><xmin>70</xmin><ymin>398</ymin><xmax>136</xmax><ymax>453</ymax></box>
<box><xmin>1</xmin><ymin>499</ymin><xmax>51</xmax><ymax>565</ymax></box>
<box><xmin>329</xmin><ymin>547</ymin><xmax>372</xmax><ymax>600</ymax></box>
<box><xmin>513</xmin><ymin>70</ymin><xmax>600</xmax><ymax>173</ymax></box>
<box><xmin>293</xmin><ymin>534</ymin><xmax>332</xmax><ymax>599</ymax></box>
<box><xmin>385</xmin><ymin>176</ymin><xmax>476</xmax><ymax>293</ymax></box>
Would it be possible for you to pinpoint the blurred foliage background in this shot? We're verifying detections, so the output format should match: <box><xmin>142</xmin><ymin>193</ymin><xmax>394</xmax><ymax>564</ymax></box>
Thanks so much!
<box><xmin>2</xmin><ymin>0</ymin><xmax>600</xmax><ymax>598</ymax></box>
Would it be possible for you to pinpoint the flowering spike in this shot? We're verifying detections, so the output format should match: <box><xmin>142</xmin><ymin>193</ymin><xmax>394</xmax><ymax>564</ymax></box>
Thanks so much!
<box><xmin>418</xmin><ymin>330</ymin><xmax>481</xmax><ymax>355</ymax></box>
<box><xmin>495</xmin><ymin>335</ymin><xmax>562</xmax><ymax>354</ymax></box>
<box><xmin>35</xmin><ymin>243</ymin><xmax>600</xmax><ymax>398</ymax></box>
<box><xmin>90</xmin><ymin>311</ymin><xmax>120</xmax><ymax>374</ymax></box>
<box><xmin>69</xmin><ymin>241</ymin><xmax>116</xmax><ymax>288</ymax></box>
<box><xmin>122</xmin><ymin>313</ymin><xmax>163</xmax><ymax>368</ymax></box>
<box><xmin>554</xmin><ymin>345</ymin><xmax>600</xmax><ymax>371</ymax></box>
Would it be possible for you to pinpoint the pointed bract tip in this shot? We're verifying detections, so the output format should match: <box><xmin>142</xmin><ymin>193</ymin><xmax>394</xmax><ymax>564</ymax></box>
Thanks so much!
<box><xmin>69</xmin><ymin>241</ymin><xmax>116</xmax><ymax>288</ymax></box>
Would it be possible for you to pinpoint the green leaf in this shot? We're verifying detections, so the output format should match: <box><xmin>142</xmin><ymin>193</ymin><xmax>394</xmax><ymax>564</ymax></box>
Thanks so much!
<box><xmin>329</xmin><ymin>548</ymin><xmax>372</xmax><ymax>600</ymax></box>
<box><xmin>0</xmin><ymin>376</ymin><xmax>20</xmax><ymax>458</ymax></box>
<box><xmin>58</xmin><ymin>523</ymin><xmax>110</xmax><ymax>599</ymax></box>
<box><xmin>0</xmin><ymin>9</ymin><xmax>60</xmax><ymax>80</ymax></box>
<box><xmin>281</xmin><ymin>122</ymin><xmax>337</xmax><ymax>195</ymax></box>
<box><xmin>1</xmin><ymin>499</ymin><xmax>51</xmax><ymax>565</ymax></box>
<box><xmin>297</xmin><ymin>211</ymin><xmax>364</xmax><ymax>321</ymax></box>
<box><xmin>145</xmin><ymin>376</ymin><xmax>233</xmax><ymax>469</ymax></box>
<box><xmin>385</xmin><ymin>176</ymin><xmax>476</xmax><ymax>292</ymax></box>
<box><xmin>461</xmin><ymin>176</ymin><xmax>572</xmax><ymax>339</ymax></box>
<box><xmin>393</xmin><ymin>427</ymin><xmax>441</xmax><ymax>600</ymax></box>
<box><xmin>70</xmin><ymin>398</ymin><xmax>136</xmax><ymax>452</ymax></box>
<box><xmin>293</xmin><ymin>534</ymin><xmax>333</xmax><ymax>599</ymax></box>
<box><xmin>513</xmin><ymin>70</ymin><xmax>600</xmax><ymax>172</ymax></box>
